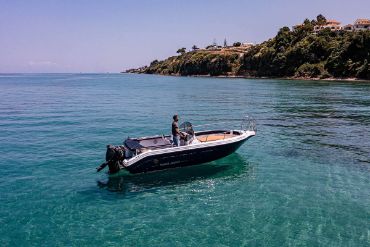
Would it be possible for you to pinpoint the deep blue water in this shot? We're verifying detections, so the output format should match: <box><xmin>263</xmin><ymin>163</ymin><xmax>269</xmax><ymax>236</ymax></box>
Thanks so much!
<box><xmin>0</xmin><ymin>74</ymin><xmax>369</xmax><ymax>246</ymax></box>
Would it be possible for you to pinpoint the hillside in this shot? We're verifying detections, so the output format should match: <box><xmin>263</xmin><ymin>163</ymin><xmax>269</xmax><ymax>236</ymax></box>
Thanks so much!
<box><xmin>126</xmin><ymin>16</ymin><xmax>370</xmax><ymax>80</ymax></box>
<box><xmin>126</xmin><ymin>45</ymin><xmax>251</xmax><ymax>77</ymax></box>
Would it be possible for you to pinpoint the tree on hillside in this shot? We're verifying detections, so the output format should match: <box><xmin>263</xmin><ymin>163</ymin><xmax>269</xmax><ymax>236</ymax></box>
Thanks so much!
<box><xmin>293</xmin><ymin>19</ymin><xmax>314</xmax><ymax>40</ymax></box>
<box><xmin>192</xmin><ymin>45</ymin><xmax>199</xmax><ymax>51</ymax></box>
<box><xmin>150</xmin><ymin>60</ymin><xmax>159</xmax><ymax>66</ymax></box>
<box><xmin>233</xmin><ymin>42</ymin><xmax>241</xmax><ymax>47</ymax></box>
<box><xmin>356</xmin><ymin>59</ymin><xmax>370</xmax><ymax>79</ymax></box>
<box><xmin>303</xmin><ymin>18</ymin><xmax>311</xmax><ymax>25</ymax></box>
<box><xmin>316</xmin><ymin>14</ymin><xmax>327</xmax><ymax>25</ymax></box>
<box><xmin>224</xmin><ymin>38</ymin><xmax>228</xmax><ymax>47</ymax></box>
<box><xmin>177</xmin><ymin>47</ymin><xmax>186</xmax><ymax>55</ymax></box>
<box><xmin>279</xmin><ymin>26</ymin><xmax>291</xmax><ymax>33</ymax></box>
<box><xmin>275</xmin><ymin>27</ymin><xmax>292</xmax><ymax>48</ymax></box>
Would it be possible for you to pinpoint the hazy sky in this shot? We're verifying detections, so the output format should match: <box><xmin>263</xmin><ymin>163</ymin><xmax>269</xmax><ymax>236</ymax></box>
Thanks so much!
<box><xmin>1</xmin><ymin>0</ymin><xmax>369</xmax><ymax>73</ymax></box>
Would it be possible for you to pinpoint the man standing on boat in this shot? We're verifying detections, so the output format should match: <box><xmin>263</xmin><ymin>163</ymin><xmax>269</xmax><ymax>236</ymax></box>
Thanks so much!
<box><xmin>172</xmin><ymin>115</ymin><xmax>184</xmax><ymax>146</ymax></box>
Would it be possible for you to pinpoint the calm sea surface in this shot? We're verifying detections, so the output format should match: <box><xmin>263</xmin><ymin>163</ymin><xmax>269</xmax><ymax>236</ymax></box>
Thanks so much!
<box><xmin>0</xmin><ymin>74</ymin><xmax>369</xmax><ymax>246</ymax></box>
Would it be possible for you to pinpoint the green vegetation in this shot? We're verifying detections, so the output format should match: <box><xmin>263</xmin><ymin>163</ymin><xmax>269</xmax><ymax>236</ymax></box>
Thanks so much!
<box><xmin>127</xmin><ymin>15</ymin><xmax>370</xmax><ymax>80</ymax></box>
<box><xmin>176</xmin><ymin>48</ymin><xmax>186</xmax><ymax>55</ymax></box>
<box><xmin>239</xmin><ymin>16</ymin><xmax>370</xmax><ymax>79</ymax></box>
<box><xmin>316</xmin><ymin>14</ymin><xmax>327</xmax><ymax>25</ymax></box>
<box><xmin>141</xmin><ymin>51</ymin><xmax>240</xmax><ymax>76</ymax></box>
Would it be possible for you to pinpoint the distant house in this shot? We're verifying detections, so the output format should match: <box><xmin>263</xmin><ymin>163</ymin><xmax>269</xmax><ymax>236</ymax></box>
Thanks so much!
<box><xmin>353</xmin><ymin>18</ymin><xmax>370</xmax><ymax>31</ymax></box>
<box><xmin>242</xmin><ymin>42</ymin><xmax>254</xmax><ymax>47</ymax></box>
<box><xmin>343</xmin><ymin>24</ymin><xmax>353</xmax><ymax>31</ymax></box>
<box><xmin>206</xmin><ymin>45</ymin><xmax>217</xmax><ymax>50</ymax></box>
<box><xmin>313</xmin><ymin>20</ymin><xmax>341</xmax><ymax>34</ymax></box>
<box><xmin>292</xmin><ymin>18</ymin><xmax>370</xmax><ymax>33</ymax></box>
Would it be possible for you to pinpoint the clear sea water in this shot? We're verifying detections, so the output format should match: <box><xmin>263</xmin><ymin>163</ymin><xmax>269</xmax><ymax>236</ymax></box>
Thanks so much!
<box><xmin>0</xmin><ymin>74</ymin><xmax>369</xmax><ymax>246</ymax></box>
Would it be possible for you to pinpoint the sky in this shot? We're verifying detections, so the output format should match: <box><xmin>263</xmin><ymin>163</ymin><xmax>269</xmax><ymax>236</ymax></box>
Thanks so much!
<box><xmin>1</xmin><ymin>0</ymin><xmax>369</xmax><ymax>73</ymax></box>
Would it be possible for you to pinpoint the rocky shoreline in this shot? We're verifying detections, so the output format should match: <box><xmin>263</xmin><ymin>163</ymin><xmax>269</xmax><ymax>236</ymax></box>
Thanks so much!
<box><xmin>123</xmin><ymin>71</ymin><xmax>370</xmax><ymax>82</ymax></box>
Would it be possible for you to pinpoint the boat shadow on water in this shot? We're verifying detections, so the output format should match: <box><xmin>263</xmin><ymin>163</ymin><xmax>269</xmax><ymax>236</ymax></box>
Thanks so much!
<box><xmin>96</xmin><ymin>153</ymin><xmax>255</xmax><ymax>196</ymax></box>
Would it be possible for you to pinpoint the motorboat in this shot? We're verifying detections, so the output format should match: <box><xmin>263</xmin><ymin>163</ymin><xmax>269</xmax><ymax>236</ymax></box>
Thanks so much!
<box><xmin>96</xmin><ymin>117</ymin><xmax>256</xmax><ymax>174</ymax></box>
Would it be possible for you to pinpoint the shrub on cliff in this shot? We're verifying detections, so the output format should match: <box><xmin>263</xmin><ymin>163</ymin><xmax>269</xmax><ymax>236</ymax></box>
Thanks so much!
<box><xmin>356</xmin><ymin>59</ymin><xmax>370</xmax><ymax>79</ymax></box>
<box><xmin>295</xmin><ymin>63</ymin><xmax>330</xmax><ymax>78</ymax></box>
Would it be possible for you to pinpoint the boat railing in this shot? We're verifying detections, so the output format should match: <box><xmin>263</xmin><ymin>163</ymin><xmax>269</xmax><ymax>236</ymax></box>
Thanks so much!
<box><xmin>241</xmin><ymin>115</ymin><xmax>257</xmax><ymax>132</ymax></box>
<box><xmin>192</xmin><ymin>115</ymin><xmax>257</xmax><ymax>133</ymax></box>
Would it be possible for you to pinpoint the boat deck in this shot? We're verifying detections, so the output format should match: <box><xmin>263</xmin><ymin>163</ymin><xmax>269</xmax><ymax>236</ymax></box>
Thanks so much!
<box><xmin>196</xmin><ymin>133</ymin><xmax>238</xmax><ymax>142</ymax></box>
<box><xmin>124</xmin><ymin>130</ymin><xmax>242</xmax><ymax>152</ymax></box>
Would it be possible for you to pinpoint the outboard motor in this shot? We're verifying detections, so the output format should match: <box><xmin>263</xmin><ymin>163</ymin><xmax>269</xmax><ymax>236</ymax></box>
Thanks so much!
<box><xmin>96</xmin><ymin>145</ymin><xmax>126</xmax><ymax>174</ymax></box>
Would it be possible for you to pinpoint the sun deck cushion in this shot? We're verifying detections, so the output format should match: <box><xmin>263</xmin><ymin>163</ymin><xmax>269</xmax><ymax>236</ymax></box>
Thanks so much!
<box><xmin>125</xmin><ymin>136</ymin><xmax>172</xmax><ymax>150</ymax></box>
<box><xmin>124</xmin><ymin>139</ymin><xmax>144</xmax><ymax>150</ymax></box>
<box><xmin>197</xmin><ymin>134</ymin><xmax>236</xmax><ymax>142</ymax></box>
<box><xmin>139</xmin><ymin>137</ymin><xmax>172</xmax><ymax>149</ymax></box>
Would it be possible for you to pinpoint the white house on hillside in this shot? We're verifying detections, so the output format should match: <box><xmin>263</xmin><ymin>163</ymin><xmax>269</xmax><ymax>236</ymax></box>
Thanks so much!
<box><xmin>293</xmin><ymin>18</ymin><xmax>370</xmax><ymax>33</ymax></box>
<box><xmin>313</xmin><ymin>20</ymin><xmax>341</xmax><ymax>34</ymax></box>
<box><xmin>353</xmin><ymin>19</ymin><xmax>370</xmax><ymax>31</ymax></box>
<box><xmin>343</xmin><ymin>24</ymin><xmax>354</xmax><ymax>31</ymax></box>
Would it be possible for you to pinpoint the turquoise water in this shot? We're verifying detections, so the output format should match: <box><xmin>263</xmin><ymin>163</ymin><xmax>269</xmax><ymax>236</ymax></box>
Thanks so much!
<box><xmin>0</xmin><ymin>74</ymin><xmax>369</xmax><ymax>246</ymax></box>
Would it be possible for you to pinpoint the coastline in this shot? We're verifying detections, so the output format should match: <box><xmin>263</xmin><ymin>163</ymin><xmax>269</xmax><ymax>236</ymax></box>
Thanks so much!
<box><xmin>124</xmin><ymin>27</ymin><xmax>370</xmax><ymax>82</ymax></box>
<box><xmin>122</xmin><ymin>72</ymin><xmax>370</xmax><ymax>83</ymax></box>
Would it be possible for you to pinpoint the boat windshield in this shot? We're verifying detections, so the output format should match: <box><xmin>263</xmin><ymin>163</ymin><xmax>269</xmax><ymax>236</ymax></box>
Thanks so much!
<box><xmin>179</xmin><ymin>122</ymin><xmax>194</xmax><ymax>135</ymax></box>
